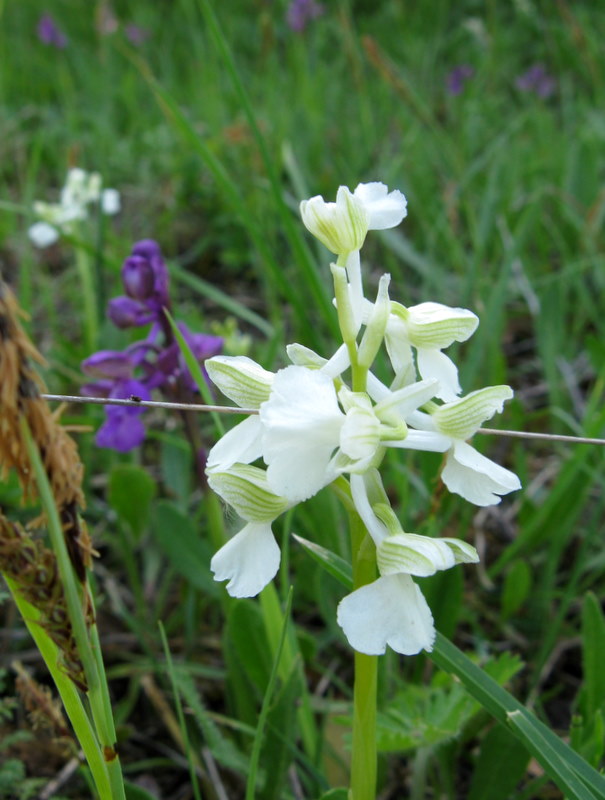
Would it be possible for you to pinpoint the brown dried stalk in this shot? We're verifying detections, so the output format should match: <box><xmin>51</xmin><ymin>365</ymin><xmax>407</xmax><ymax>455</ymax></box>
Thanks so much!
<box><xmin>0</xmin><ymin>515</ymin><xmax>88</xmax><ymax>690</ymax></box>
<box><xmin>0</xmin><ymin>277</ymin><xmax>92</xmax><ymax>581</ymax></box>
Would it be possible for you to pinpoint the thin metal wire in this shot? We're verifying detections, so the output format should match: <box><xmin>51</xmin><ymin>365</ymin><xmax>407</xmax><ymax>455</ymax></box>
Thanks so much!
<box><xmin>41</xmin><ymin>393</ymin><xmax>605</xmax><ymax>446</ymax></box>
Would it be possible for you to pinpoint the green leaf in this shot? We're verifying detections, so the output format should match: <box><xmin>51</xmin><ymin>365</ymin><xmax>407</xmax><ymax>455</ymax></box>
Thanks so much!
<box><xmin>108</xmin><ymin>464</ymin><xmax>156</xmax><ymax>540</ymax></box>
<box><xmin>430</xmin><ymin>634</ymin><xmax>605</xmax><ymax>800</ymax></box>
<box><xmin>377</xmin><ymin>652</ymin><xmax>522</xmax><ymax>753</ymax></box>
<box><xmin>581</xmin><ymin>592</ymin><xmax>605</xmax><ymax>717</ymax></box>
<box><xmin>172</xmin><ymin>667</ymin><xmax>248</xmax><ymax>775</ymax></box>
<box><xmin>124</xmin><ymin>781</ymin><xmax>161</xmax><ymax>800</ymax></box>
<box><xmin>467</xmin><ymin>724</ymin><xmax>530</xmax><ymax>800</ymax></box>
<box><xmin>318</xmin><ymin>790</ymin><xmax>348</xmax><ymax>800</ymax></box>
<box><xmin>501</xmin><ymin>560</ymin><xmax>532</xmax><ymax>620</ymax></box>
<box><xmin>150</xmin><ymin>500</ymin><xmax>217</xmax><ymax>595</ymax></box>
<box><xmin>293</xmin><ymin>534</ymin><xmax>353</xmax><ymax>589</ymax></box>
<box><xmin>246</xmin><ymin>588</ymin><xmax>294</xmax><ymax>800</ymax></box>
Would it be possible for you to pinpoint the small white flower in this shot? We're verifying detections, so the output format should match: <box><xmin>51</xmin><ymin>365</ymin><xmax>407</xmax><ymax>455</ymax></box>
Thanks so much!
<box><xmin>101</xmin><ymin>188</ymin><xmax>121</xmax><ymax>215</ymax></box>
<box><xmin>338</xmin><ymin>472</ymin><xmax>479</xmax><ymax>655</ymax></box>
<box><xmin>27</xmin><ymin>221</ymin><xmax>60</xmax><ymax>248</ymax></box>
<box><xmin>208</xmin><ymin>465</ymin><xmax>290</xmax><ymax>598</ymax></box>
<box><xmin>300</xmin><ymin>182</ymin><xmax>407</xmax><ymax>255</ymax></box>
<box><xmin>389</xmin><ymin>385</ymin><xmax>521</xmax><ymax>506</ymax></box>
<box><xmin>28</xmin><ymin>168</ymin><xmax>120</xmax><ymax>248</ymax></box>
<box><xmin>384</xmin><ymin>301</ymin><xmax>479</xmax><ymax>402</ymax></box>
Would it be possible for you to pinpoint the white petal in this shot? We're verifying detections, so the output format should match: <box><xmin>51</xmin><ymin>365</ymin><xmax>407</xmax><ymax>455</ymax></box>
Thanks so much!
<box><xmin>417</xmin><ymin>348</ymin><xmax>461</xmax><ymax>401</ymax></box>
<box><xmin>344</xmin><ymin>250</ymin><xmax>364</xmax><ymax>333</ymax></box>
<box><xmin>386</xmin><ymin>428</ymin><xmax>451</xmax><ymax>453</ymax></box>
<box><xmin>350</xmin><ymin>473</ymin><xmax>388</xmax><ymax>546</ymax></box>
<box><xmin>28</xmin><ymin>221</ymin><xmax>59</xmax><ymax>248</ymax></box>
<box><xmin>442</xmin><ymin>440</ymin><xmax>521</xmax><ymax>506</ymax></box>
<box><xmin>260</xmin><ymin>367</ymin><xmax>343</xmax><ymax>502</ymax></box>
<box><xmin>385</xmin><ymin>313</ymin><xmax>414</xmax><ymax>376</ymax></box>
<box><xmin>337</xmin><ymin>574</ymin><xmax>435</xmax><ymax>655</ymax></box>
<box><xmin>374</xmin><ymin>379</ymin><xmax>438</xmax><ymax>421</ymax></box>
<box><xmin>320</xmin><ymin>343</ymin><xmax>351</xmax><ymax>378</ymax></box>
<box><xmin>353</xmin><ymin>182</ymin><xmax>408</xmax><ymax>230</ymax></box>
<box><xmin>101</xmin><ymin>188</ymin><xmax>121</xmax><ymax>215</ymax></box>
<box><xmin>210</xmin><ymin>522</ymin><xmax>280</xmax><ymax>598</ymax></box>
<box><xmin>206</xmin><ymin>416</ymin><xmax>263</xmax><ymax>472</ymax></box>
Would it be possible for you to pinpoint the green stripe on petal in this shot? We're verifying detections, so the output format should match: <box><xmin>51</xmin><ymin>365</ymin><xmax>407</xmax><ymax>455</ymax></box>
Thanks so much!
<box><xmin>377</xmin><ymin>533</ymin><xmax>456</xmax><ymax>577</ymax></box>
<box><xmin>406</xmin><ymin>302</ymin><xmax>478</xmax><ymax>349</ymax></box>
<box><xmin>440</xmin><ymin>538</ymin><xmax>480</xmax><ymax>564</ymax></box>
<box><xmin>207</xmin><ymin>465</ymin><xmax>289</xmax><ymax>522</ymax></box>
<box><xmin>433</xmin><ymin>385</ymin><xmax>513</xmax><ymax>440</ymax></box>
<box><xmin>206</xmin><ymin>355</ymin><xmax>274</xmax><ymax>408</ymax></box>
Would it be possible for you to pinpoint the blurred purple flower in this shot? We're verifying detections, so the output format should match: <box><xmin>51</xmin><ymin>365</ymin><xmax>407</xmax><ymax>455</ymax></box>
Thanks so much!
<box><xmin>446</xmin><ymin>65</ymin><xmax>474</xmax><ymax>96</ymax></box>
<box><xmin>287</xmin><ymin>0</ymin><xmax>324</xmax><ymax>33</ymax></box>
<box><xmin>125</xmin><ymin>24</ymin><xmax>150</xmax><ymax>46</ymax></box>
<box><xmin>37</xmin><ymin>14</ymin><xmax>68</xmax><ymax>48</ymax></box>
<box><xmin>95</xmin><ymin>379</ymin><xmax>151</xmax><ymax>453</ymax></box>
<box><xmin>515</xmin><ymin>64</ymin><xmax>556</xmax><ymax>99</ymax></box>
<box><xmin>108</xmin><ymin>239</ymin><xmax>170</xmax><ymax>328</ymax></box>
<box><xmin>82</xmin><ymin>241</ymin><xmax>224</xmax><ymax>452</ymax></box>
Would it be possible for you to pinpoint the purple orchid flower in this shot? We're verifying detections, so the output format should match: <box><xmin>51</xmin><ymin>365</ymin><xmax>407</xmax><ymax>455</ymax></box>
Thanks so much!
<box><xmin>82</xmin><ymin>242</ymin><xmax>224</xmax><ymax>452</ymax></box>
<box><xmin>446</xmin><ymin>65</ymin><xmax>474</xmax><ymax>96</ymax></box>
<box><xmin>125</xmin><ymin>25</ymin><xmax>150</xmax><ymax>46</ymax></box>
<box><xmin>515</xmin><ymin>64</ymin><xmax>556</xmax><ymax>99</ymax></box>
<box><xmin>286</xmin><ymin>0</ymin><xmax>324</xmax><ymax>32</ymax></box>
<box><xmin>37</xmin><ymin>14</ymin><xmax>68</xmax><ymax>48</ymax></box>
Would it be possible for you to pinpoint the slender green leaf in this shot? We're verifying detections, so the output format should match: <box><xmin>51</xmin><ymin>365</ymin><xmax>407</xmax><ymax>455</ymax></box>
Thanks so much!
<box><xmin>581</xmin><ymin>592</ymin><xmax>605</xmax><ymax>716</ymax></box>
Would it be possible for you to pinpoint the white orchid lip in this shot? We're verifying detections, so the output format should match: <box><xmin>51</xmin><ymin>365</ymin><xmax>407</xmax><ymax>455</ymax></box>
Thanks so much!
<box><xmin>210</xmin><ymin>522</ymin><xmax>280</xmax><ymax>598</ymax></box>
<box><xmin>206</xmin><ymin>355</ymin><xmax>274</xmax><ymax>409</ymax></box>
<box><xmin>337</xmin><ymin>574</ymin><xmax>435</xmax><ymax>655</ymax></box>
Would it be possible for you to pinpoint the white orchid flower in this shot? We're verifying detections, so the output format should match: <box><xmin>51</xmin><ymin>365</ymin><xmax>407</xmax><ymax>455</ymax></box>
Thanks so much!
<box><xmin>258</xmin><ymin>366</ymin><xmax>438</xmax><ymax>504</ymax></box>
<box><xmin>300</xmin><ymin>181</ymin><xmax>407</xmax><ymax>256</ymax></box>
<box><xmin>28</xmin><ymin>168</ymin><xmax>120</xmax><ymax>248</ymax></box>
<box><xmin>336</xmin><ymin>471</ymin><xmax>478</xmax><ymax>655</ymax></box>
<box><xmin>208</xmin><ymin>465</ymin><xmax>290</xmax><ymax>598</ymax></box>
<box><xmin>380</xmin><ymin>301</ymin><xmax>479</xmax><ymax>402</ymax></box>
<box><xmin>387</xmin><ymin>385</ymin><xmax>521</xmax><ymax>506</ymax></box>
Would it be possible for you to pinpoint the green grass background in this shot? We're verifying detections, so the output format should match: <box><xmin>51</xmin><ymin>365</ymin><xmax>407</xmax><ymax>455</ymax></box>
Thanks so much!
<box><xmin>1</xmin><ymin>1</ymin><xmax>605</xmax><ymax>798</ymax></box>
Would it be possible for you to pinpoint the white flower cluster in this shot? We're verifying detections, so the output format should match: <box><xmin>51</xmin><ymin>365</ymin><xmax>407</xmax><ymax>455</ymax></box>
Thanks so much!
<box><xmin>205</xmin><ymin>182</ymin><xmax>521</xmax><ymax>656</ymax></box>
<box><xmin>28</xmin><ymin>167</ymin><xmax>120</xmax><ymax>248</ymax></box>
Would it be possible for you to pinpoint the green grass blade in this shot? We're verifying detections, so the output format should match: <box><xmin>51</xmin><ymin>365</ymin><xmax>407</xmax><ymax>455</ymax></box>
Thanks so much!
<box><xmin>158</xmin><ymin>622</ymin><xmax>203</xmax><ymax>800</ymax></box>
<box><xmin>246</xmin><ymin>587</ymin><xmax>294</xmax><ymax>800</ymax></box>
<box><xmin>430</xmin><ymin>633</ymin><xmax>605</xmax><ymax>800</ymax></box>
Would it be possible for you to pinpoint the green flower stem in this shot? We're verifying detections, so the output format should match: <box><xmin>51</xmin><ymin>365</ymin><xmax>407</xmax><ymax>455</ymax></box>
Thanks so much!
<box><xmin>349</xmin><ymin>510</ymin><xmax>378</xmax><ymax>800</ymax></box>
<box><xmin>74</xmin><ymin>234</ymin><xmax>99</xmax><ymax>352</ymax></box>
<box><xmin>4</xmin><ymin>577</ymin><xmax>112</xmax><ymax>800</ymax></box>
<box><xmin>21</xmin><ymin>420</ymin><xmax>125</xmax><ymax>799</ymax></box>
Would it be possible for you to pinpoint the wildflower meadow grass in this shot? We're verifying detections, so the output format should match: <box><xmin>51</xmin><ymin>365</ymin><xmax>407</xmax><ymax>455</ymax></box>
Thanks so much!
<box><xmin>1</xmin><ymin>2</ymin><xmax>605</xmax><ymax>799</ymax></box>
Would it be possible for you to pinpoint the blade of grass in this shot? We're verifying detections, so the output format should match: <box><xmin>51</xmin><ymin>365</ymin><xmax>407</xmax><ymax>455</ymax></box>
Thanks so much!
<box><xmin>158</xmin><ymin>622</ymin><xmax>203</xmax><ymax>800</ymax></box>
<box><xmin>246</xmin><ymin>587</ymin><xmax>294</xmax><ymax>800</ymax></box>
